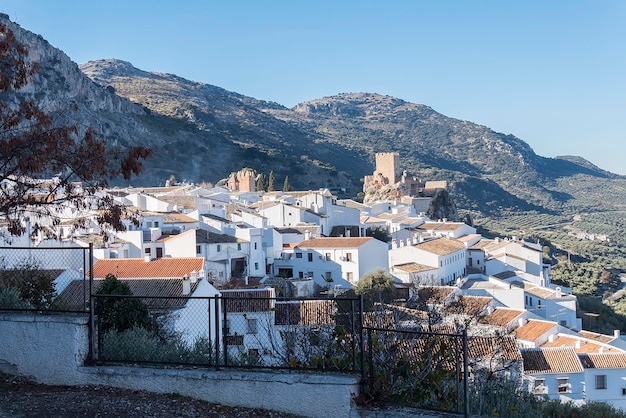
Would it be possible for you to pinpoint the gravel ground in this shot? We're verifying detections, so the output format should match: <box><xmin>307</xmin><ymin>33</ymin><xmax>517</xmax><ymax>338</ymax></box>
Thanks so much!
<box><xmin>0</xmin><ymin>372</ymin><xmax>302</xmax><ymax>418</ymax></box>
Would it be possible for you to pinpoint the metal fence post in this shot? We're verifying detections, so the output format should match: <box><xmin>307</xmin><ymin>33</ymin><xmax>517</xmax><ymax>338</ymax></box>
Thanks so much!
<box><xmin>463</xmin><ymin>327</ymin><xmax>469</xmax><ymax>418</ymax></box>
<box><xmin>215</xmin><ymin>295</ymin><xmax>221</xmax><ymax>370</ymax></box>
<box><xmin>88</xmin><ymin>243</ymin><xmax>97</xmax><ymax>362</ymax></box>
<box><xmin>359</xmin><ymin>294</ymin><xmax>365</xmax><ymax>379</ymax></box>
<box><xmin>222</xmin><ymin>294</ymin><xmax>228</xmax><ymax>367</ymax></box>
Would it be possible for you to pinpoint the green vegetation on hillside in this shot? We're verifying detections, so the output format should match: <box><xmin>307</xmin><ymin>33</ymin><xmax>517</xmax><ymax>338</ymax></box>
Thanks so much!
<box><xmin>474</xmin><ymin>212</ymin><xmax>626</xmax><ymax>335</ymax></box>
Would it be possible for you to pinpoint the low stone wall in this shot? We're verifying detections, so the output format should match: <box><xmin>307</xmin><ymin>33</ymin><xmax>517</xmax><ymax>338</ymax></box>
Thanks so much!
<box><xmin>0</xmin><ymin>312</ymin><xmax>360</xmax><ymax>417</ymax></box>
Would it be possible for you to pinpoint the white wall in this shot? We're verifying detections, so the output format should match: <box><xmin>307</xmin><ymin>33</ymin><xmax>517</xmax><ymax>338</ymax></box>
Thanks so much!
<box><xmin>0</xmin><ymin>313</ymin><xmax>360</xmax><ymax>418</ymax></box>
<box><xmin>584</xmin><ymin>368</ymin><xmax>626</xmax><ymax>410</ymax></box>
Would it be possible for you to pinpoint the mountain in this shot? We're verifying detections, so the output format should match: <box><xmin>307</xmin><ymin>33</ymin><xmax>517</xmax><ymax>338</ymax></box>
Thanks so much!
<box><xmin>4</xmin><ymin>15</ymin><xmax>626</xmax><ymax>216</ymax></box>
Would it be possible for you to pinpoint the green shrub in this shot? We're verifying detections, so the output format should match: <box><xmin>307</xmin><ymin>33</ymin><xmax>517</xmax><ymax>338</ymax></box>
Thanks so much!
<box><xmin>101</xmin><ymin>327</ymin><xmax>215</xmax><ymax>365</ymax></box>
<box><xmin>0</xmin><ymin>287</ymin><xmax>32</xmax><ymax>309</ymax></box>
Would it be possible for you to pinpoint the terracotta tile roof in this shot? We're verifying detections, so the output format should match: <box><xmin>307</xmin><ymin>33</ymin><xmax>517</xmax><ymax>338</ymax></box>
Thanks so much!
<box><xmin>422</xmin><ymin>324</ymin><xmax>457</xmax><ymax>334</ymax></box>
<box><xmin>361</xmin><ymin>215</ymin><xmax>386</xmax><ymax>224</ymax></box>
<box><xmin>53</xmin><ymin>278</ymin><xmax>199</xmax><ymax>311</ymax></box>
<box><xmin>541</xmin><ymin>336</ymin><xmax>621</xmax><ymax>354</ymax></box>
<box><xmin>162</xmin><ymin>212</ymin><xmax>197</xmax><ymax>224</ymax></box>
<box><xmin>470</xmin><ymin>239</ymin><xmax>495</xmax><ymax>250</ymax></box>
<box><xmin>91</xmin><ymin>257</ymin><xmax>205</xmax><ymax>279</ymax></box>
<box><xmin>468</xmin><ymin>336</ymin><xmax>521</xmax><ymax>361</ymax></box>
<box><xmin>397</xmin><ymin>217</ymin><xmax>423</xmax><ymax>226</ymax></box>
<box><xmin>377</xmin><ymin>212</ymin><xmax>409</xmax><ymax>221</ymax></box>
<box><xmin>445</xmin><ymin>296</ymin><xmax>492</xmax><ymax>316</ymax></box>
<box><xmin>578</xmin><ymin>330</ymin><xmax>615</xmax><ymax>344</ymax></box>
<box><xmin>480</xmin><ymin>308</ymin><xmax>524</xmax><ymax>327</ymax></box>
<box><xmin>377</xmin><ymin>303</ymin><xmax>429</xmax><ymax>323</ymax></box>
<box><xmin>394</xmin><ymin>262</ymin><xmax>437</xmax><ymax>273</ymax></box>
<box><xmin>521</xmin><ymin>348</ymin><xmax>584</xmax><ymax>374</ymax></box>
<box><xmin>579</xmin><ymin>353</ymin><xmax>626</xmax><ymax>369</ymax></box>
<box><xmin>297</xmin><ymin>237</ymin><xmax>373</xmax><ymax>249</ymax></box>
<box><xmin>220</xmin><ymin>288</ymin><xmax>275</xmax><ymax>312</ymax></box>
<box><xmin>417</xmin><ymin>286</ymin><xmax>456</xmax><ymax>304</ymax></box>
<box><xmin>249</xmin><ymin>201</ymin><xmax>279</xmax><ymax>210</ymax></box>
<box><xmin>515</xmin><ymin>320</ymin><xmax>557</xmax><ymax>342</ymax></box>
<box><xmin>413</xmin><ymin>237</ymin><xmax>465</xmax><ymax>256</ymax></box>
<box><xmin>481</xmin><ymin>240</ymin><xmax>513</xmax><ymax>253</ymax></box>
<box><xmin>362</xmin><ymin>311</ymin><xmax>397</xmax><ymax>328</ymax></box>
<box><xmin>274</xmin><ymin>300</ymin><xmax>335</xmax><ymax>325</ymax></box>
<box><xmin>457</xmin><ymin>234</ymin><xmax>481</xmax><ymax>243</ymax></box>
<box><xmin>194</xmin><ymin>229</ymin><xmax>245</xmax><ymax>244</ymax></box>
<box><xmin>418</xmin><ymin>222</ymin><xmax>466</xmax><ymax>231</ymax></box>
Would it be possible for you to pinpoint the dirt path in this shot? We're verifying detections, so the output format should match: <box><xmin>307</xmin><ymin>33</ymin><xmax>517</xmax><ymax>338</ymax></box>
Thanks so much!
<box><xmin>0</xmin><ymin>372</ymin><xmax>300</xmax><ymax>418</ymax></box>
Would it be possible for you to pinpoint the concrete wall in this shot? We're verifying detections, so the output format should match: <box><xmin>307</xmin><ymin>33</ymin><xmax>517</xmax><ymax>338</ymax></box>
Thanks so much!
<box><xmin>0</xmin><ymin>312</ymin><xmax>360</xmax><ymax>418</ymax></box>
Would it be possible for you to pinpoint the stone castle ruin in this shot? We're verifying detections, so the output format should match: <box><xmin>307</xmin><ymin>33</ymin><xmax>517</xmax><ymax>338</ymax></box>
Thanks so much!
<box><xmin>226</xmin><ymin>168</ymin><xmax>256</xmax><ymax>192</ymax></box>
<box><xmin>363</xmin><ymin>152</ymin><xmax>457</xmax><ymax>221</ymax></box>
<box><xmin>363</xmin><ymin>152</ymin><xmax>447</xmax><ymax>198</ymax></box>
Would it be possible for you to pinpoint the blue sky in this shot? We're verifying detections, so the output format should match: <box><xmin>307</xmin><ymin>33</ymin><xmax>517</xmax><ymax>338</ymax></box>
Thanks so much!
<box><xmin>3</xmin><ymin>1</ymin><xmax>625</xmax><ymax>174</ymax></box>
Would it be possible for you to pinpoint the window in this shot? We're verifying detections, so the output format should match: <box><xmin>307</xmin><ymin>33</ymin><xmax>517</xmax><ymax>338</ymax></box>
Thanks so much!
<box><xmin>557</xmin><ymin>378</ymin><xmax>569</xmax><ymax>393</ymax></box>
<box><xmin>217</xmin><ymin>244</ymin><xmax>221</xmax><ymax>252</ymax></box>
<box><xmin>325</xmin><ymin>253</ymin><xmax>331</xmax><ymax>261</ymax></box>
<box><xmin>154</xmin><ymin>221</ymin><xmax>159</xmax><ymax>227</ymax></box>
<box><xmin>144</xmin><ymin>247</ymin><xmax>151</xmax><ymax>255</ymax></box>
<box><xmin>254</xmin><ymin>242</ymin><xmax>257</xmax><ymax>250</ymax></box>
<box><xmin>532</xmin><ymin>379</ymin><xmax>546</xmax><ymax>394</ymax></box>
<box><xmin>346</xmin><ymin>272</ymin><xmax>353</xmax><ymax>282</ymax></box>
<box><xmin>146</xmin><ymin>221</ymin><xmax>152</xmax><ymax>228</ymax></box>
<box><xmin>246</xmin><ymin>318</ymin><xmax>258</xmax><ymax>334</ymax></box>
<box><xmin>296</xmin><ymin>253</ymin><xmax>303</xmax><ymax>259</ymax></box>
<box><xmin>309</xmin><ymin>330</ymin><xmax>320</xmax><ymax>346</ymax></box>
<box><xmin>254</xmin><ymin>262</ymin><xmax>259</xmax><ymax>270</ymax></box>
<box><xmin>308</xmin><ymin>253</ymin><xmax>313</xmax><ymax>262</ymax></box>
<box><xmin>596</xmin><ymin>375</ymin><xmax>607</xmax><ymax>390</ymax></box>
<box><xmin>307</xmin><ymin>271</ymin><xmax>313</xmax><ymax>278</ymax></box>
<box><xmin>622</xmin><ymin>388</ymin><xmax>626</xmax><ymax>396</ymax></box>
<box><xmin>346</xmin><ymin>252</ymin><xmax>352</xmax><ymax>262</ymax></box>
<box><xmin>298</xmin><ymin>272</ymin><xmax>304</xmax><ymax>279</ymax></box>
<box><xmin>156</xmin><ymin>248</ymin><xmax>163</xmax><ymax>258</ymax></box>
<box><xmin>196</xmin><ymin>245</ymin><xmax>201</xmax><ymax>255</ymax></box>
<box><xmin>237</xmin><ymin>243</ymin><xmax>241</xmax><ymax>251</ymax></box>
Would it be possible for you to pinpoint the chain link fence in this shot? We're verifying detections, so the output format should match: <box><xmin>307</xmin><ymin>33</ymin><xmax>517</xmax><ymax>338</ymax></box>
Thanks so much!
<box><xmin>93</xmin><ymin>293</ymin><xmax>365</xmax><ymax>373</ymax></box>
<box><xmin>362</xmin><ymin>327</ymin><xmax>469</xmax><ymax>416</ymax></box>
<box><xmin>0</xmin><ymin>246</ymin><xmax>92</xmax><ymax>312</ymax></box>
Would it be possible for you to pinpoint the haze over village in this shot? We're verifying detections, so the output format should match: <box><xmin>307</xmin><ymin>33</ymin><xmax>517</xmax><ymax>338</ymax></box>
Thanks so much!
<box><xmin>3</xmin><ymin>6</ymin><xmax>626</xmax><ymax>418</ymax></box>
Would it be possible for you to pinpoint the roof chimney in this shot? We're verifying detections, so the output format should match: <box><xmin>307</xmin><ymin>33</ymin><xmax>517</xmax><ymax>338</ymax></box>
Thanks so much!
<box><xmin>615</xmin><ymin>330</ymin><xmax>621</xmax><ymax>339</ymax></box>
<box><xmin>518</xmin><ymin>318</ymin><xmax>527</xmax><ymax>327</ymax></box>
<box><xmin>190</xmin><ymin>270</ymin><xmax>198</xmax><ymax>284</ymax></box>
<box><xmin>144</xmin><ymin>254</ymin><xmax>151</xmax><ymax>262</ymax></box>
<box><xmin>182</xmin><ymin>274</ymin><xmax>191</xmax><ymax>295</ymax></box>
<box><xmin>556</xmin><ymin>287</ymin><xmax>562</xmax><ymax>298</ymax></box>
<box><xmin>575</xmin><ymin>340</ymin><xmax>584</xmax><ymax>349</ymax></box>
<box><xmin>548</xmin><ymin>334</ymin><xmax>557</xmax><ymax>343</ymax></box>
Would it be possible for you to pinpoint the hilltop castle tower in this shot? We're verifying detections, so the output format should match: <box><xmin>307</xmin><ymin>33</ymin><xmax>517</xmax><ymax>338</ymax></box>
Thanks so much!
<box><xmin>227</xmin><ymin>168</ymin><xmax>256</xmax><ymax>192</ymax></box>
<box><xmin>373</xmin><ymin>152</ymin><xmax>400</xmax><ymax>186</ymax></box>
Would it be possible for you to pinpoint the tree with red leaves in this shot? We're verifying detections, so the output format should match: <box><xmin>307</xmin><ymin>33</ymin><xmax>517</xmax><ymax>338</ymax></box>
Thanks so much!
<box><xmin>0</xmin><ymin>22</ymin><xmax>152</xmax><ymax>238</ymax></box>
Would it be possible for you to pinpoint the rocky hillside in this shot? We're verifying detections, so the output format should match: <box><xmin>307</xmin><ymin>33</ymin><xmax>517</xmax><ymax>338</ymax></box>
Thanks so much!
<box><xmin>4</xmin><ymin>14</ymin><xmax>626</xmax><ymax>216</ymax></box>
